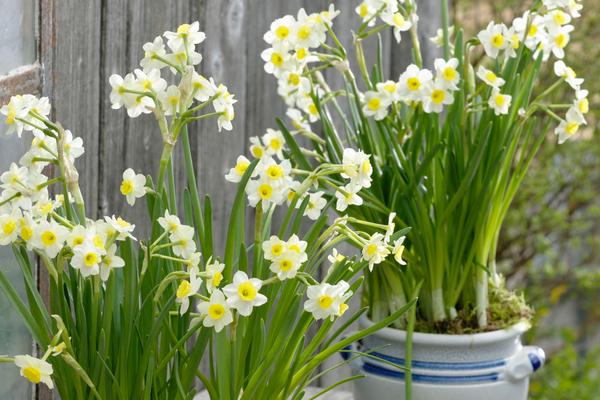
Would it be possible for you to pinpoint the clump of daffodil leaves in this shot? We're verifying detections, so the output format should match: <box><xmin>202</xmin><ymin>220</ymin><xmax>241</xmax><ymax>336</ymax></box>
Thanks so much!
<box><xmin>259</xmin><ymin>0</ymin><xmax>590</xmax><ymax>332</ymax></box>
<box><xmin>0</xmin><ymin>19</ymin><xmax>414</xmax><ymax>400</ymax></box>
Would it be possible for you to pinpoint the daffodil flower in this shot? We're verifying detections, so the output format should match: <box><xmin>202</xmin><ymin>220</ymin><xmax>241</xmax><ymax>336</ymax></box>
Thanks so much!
<box><xmin>71</xmin><ymin>241</ymin><xmax>106</xmax><ymax>278</ymax></box>
<box><xmin>100</xmin><ymin>244</ymin><xmax>125</xmax><ymax>282</ymax></box>
<box><xmin>476</xmin><ymin>66</ymin><xmax>505</xmax><ymax>88</ymax></box>
<box><xmin>361</xmin><ymin>233</ymin><xmax>390</xmax><ymax>271</ymax></box>
<box><xmin>398</xmin><ymin>64</ymin><xmax>433</xmax><ymax>102</ymax></box>
<box><xmin>223</xmin><ymin>271</ymin><xmax>267</xmax><ymax>316</ymax></box>
<box><xmin>14</xmin><ymin>355</ymin><xmax>53</xmax><ymax>389</ymax></box>
<box><xmin>196</xmin><ymin>289</ymin><xmax>233</xmax><ymax>332</ymax></box>
<box><xmin>120</xmin><ymin>168</ymin><xmax>146</xmax><ymax>206</ymax></box>
<box><xmin>32</xmin><ymin>220</ymin><xmax>68</xmax><ymax>258</ymax></box>
<box><xmin>304</xmin><ymin>281</ymin><xmax>352</xmax><ymax>321</ymax></box>
<box><xmin>478</xmin><ymin>21</ymin><xmax>509</xmax><ymax>59</ymax></box>
<box><xmin>555</xmin><ymin>107</ymin><xmax>586</xmax><ymax>144</ymax></box>
<box><xmin>488</xmin><ymin>88</ymin><xmax>512</xmax><ymax>116</ymax></box>
<box><xmin>205</xmin><ymin>257</ymin><xmax>225</xmax><ymax>293</ymax></box>
<box><xmin>176</xmin><ymin>268</ymin><xmax>202</xmax><ymax>315</ymax></box>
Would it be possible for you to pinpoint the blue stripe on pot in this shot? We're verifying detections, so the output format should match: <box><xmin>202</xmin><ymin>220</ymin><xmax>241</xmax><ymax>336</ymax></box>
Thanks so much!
<box><xmin>361</xmin><ymin>361</ymin><xmax>500</xmax><ymax>384</ymax></box>
<box><xmin>368</xmin><ymin>350</ymin><xmax>506</xmax><ymax>371</ymax></box>
<box><xmin>341</xmin><ymin>345</ymin><xmax>506</xmax><ymax>371</ymax></box>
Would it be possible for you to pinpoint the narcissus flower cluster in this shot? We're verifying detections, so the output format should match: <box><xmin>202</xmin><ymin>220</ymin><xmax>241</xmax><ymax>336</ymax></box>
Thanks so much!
<box><xmin>109</xmin><ymin>22</ymin><xmax>236</xmax><ymax>132</ymax></box>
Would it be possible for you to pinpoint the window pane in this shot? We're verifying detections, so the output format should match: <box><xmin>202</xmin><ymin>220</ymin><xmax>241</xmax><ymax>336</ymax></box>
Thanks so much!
<box><xmin>0</xmin><ymin>0</ymin><xmax>37</xmax><ymax>75</ymax></box>
<box><xmin>0</xmin><ymin>126</ymin><xmax>34</xmax><ymax>398</ymax></box>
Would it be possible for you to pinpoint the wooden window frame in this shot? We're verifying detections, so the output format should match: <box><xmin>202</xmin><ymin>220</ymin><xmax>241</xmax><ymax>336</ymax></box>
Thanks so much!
<box><xmin>0</xmin><ymin>0</ymin><xmax>53</xmax><ymax>105</ymax></box>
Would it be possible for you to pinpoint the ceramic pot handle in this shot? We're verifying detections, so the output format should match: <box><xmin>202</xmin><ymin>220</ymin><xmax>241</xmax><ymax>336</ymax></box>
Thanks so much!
<box><xmin>504</xmin><ymin>346</ymin><xmax>546</xmax><ymax>381</ymax></box>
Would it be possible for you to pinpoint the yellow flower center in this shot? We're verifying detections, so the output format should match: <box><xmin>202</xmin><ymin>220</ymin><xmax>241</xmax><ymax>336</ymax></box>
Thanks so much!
<box><xmin>358</xmin><ymin>3</ymin><xmax>369</xmax><ymax>18</ymax></box>
<box><xmin>41</xmin><ymin>231</ymin><xmax>57</xmax><ymax>246</ymax></box>
<box><xmin>491</xmin><ymin>33</ymin><xmax>505</xmax><ymax>48</ymax></box>
<box><xmin>238</xmin><ymin>282</ymin><xmax>257</xmax><ymax>301</ymax></box>
<box><xmin>578</xmin><ymin>98</ymin><xmax>589</xmax><ymax>114</ymax></box>
<box><xmin>2</xmin><ymin>220</ymin><xmax>16</xmax><ymax>236</ymax></box>
<box><xmin>407</xmin><ymin>77</ymin><xmax>421</xmax><ymax>91</ymax></box>
<box><xmin>208</xmin><ymin>303</ymin><xmax>225</xmax><ymax>320</ymax></box>
<box><xmin>296</xmin><ymin>48</ymin><xmax>308</xmax><ymax>60</ymax></box>
<box><xmin>275</xmin><ymin>25</ymin><xmax>290</xmax><ymax>39</ymax></box>
<box><xmin>177</xmin><ymin>24</ymin><xmax>191</xmax><ymax>35</ymax></box>
<box><xmin>494</xmin><ymin>94</ymin><xmax>506</xmax><ymax>107</ymax></box>
<box><xmin>555</xmin><ymin>33</ymin><xmax>567</xmax><ymax>48</ymax></box>
<box><xmin>566</xmin><ymin>122</ymin><xmax>579</xmax><ymax>135</ymax></box>
<box><xmin>258</xmin><ymin>184</ymin><xmax>273</xmax><ymax>200</ymax></box>
<box><xmin>235</xmin><ymin>160</ymin><xmax>250</xmax><ymax>175</ymax></box>
<box><xmin>212</xmin><ymin>271</ymin><xmax>223</xmax><ymax>288</ymax></box>
<box><xmin>431</xmin><ymin>89</ymin><xmax>445</xmax><ymax>104</ymax></box>
<box><xmin>288</xmin><ymin>73</ymin><xmax>300</xmax><ymax>86</ymax></box>
<box><xmin>485</xmin><ymin>71</ymin><xmax>497</xmax><ymax>83</ymax></box>
<box><xmin>5</xmin><ymin>104</ymin><xmax>16</xmax><ymax>125</ymax></box>
<box><xmin>288</xmin><ymin>244</ymin><xmax>301</xmax><ymax>253</ymax></box>
<box><xmin>271</xmin><ymin>52</ymin><xmax>284</xmax><ymax>67</ymax></box>
<box><xmin>554</xmin><ymin>11</ymin><xmax>567</xmax><ymax>26</ymax></box>
<box><xmin>72</xmin><ymin>236</ymin><xmax>84</xmax><ymax>246</ymax></box>
<box><xmin>116</xmin><ymin>217</ymin><xmax>130</xmax><ymax>229</ymax></box>
<box><xmin>120</xmin><ymin>179</ymin><xmax>134</xmax><ymax>195</ymax></box>
<box><xmin>251</xmin><ymin>145</ymin><xmax>264</xmax><ymax>158</ymax></box>
<box><xmin>23</xmin><ymin>366</ymin><xmax>41</xmax><ymax>384</ymax></box>
<box><xmin>366</xmin><ymin>243</ymin><xmax>378</xmax><ymax>256</ymax></box>
<box><xmin>511</xmin><ymin>34</ymin><xmax>520</xmax><ymax>49</ymax></box>
<box><xmin>367</xmin><ymin>98</ymin><xmax>381</xmax><ymax>111</ymax></box>
<box><xmin>84</xmin><ymin>252</ymin><xmax>99</xmax><ymax>267</ymax></box>
<box><xmin>21</xmin><ymin>225</ymin><xmax>33</xmax><ymax>241</ymax></box>
<box><xmin>443</xmin><ymin>67</ymin><xmax>457</xmax><ymax>81</ymax></box>
<box><xmin>271</xmin><ymin>243</ymin><xmax>284</xmax><ymax>256</ymax></box>
<box><xmin>279</xmin><ymin>259</ymin><xmax>293</xmax><ymax>271</ymax></box>
<box><xmin>361</xmin><ymin>160</ymin><xmax>372</xmax><ymax>175</ymax></box>
<box><xmin>93</xmin><ymin>235</ymin><xmax>105</xmax><ymax>250</ymax></box>
<box><xmin>168</xmin><ymin>94</ymin><xmax>180</xmax><ymax>106</ymax></box>
<box><xmin>308</xmin><ymin>103</ymin><xmax>318</xmax><ymax>115</ymax></box>
<box><xmin>383</xmin><ymin>82</ymin><xmax>396</xmax><ymax>93</ymax></box>
<box><xmin>267</xmin><ymin>165</ymin><xmax>283</xmax><ymax>179</ymax></box>
<box><xmin>318</xmin><ymin>295</ymin><xmax>334</xmax><ymax>309</ymax></box>
<box><xmin>142</xmin><ymin>80</ymin><xmax>152</xmax><ymax>90</ymax></box>
<box><xmin>269</xmin><ymin>138</ymin><xmax>282</xmax><ymax>150</ymax></box>
<box><xmin>528</xmin><ymin>25</ymin><xmax>538</xmax><ymax>37</ymax></box>
<box><xmin>392</xmin><ymin>13</ymin><xmax>405</xmax><ymax>27</ymax></box>
<box><xmin>297</xmin><ymin>25</ymin><xmax>311</xmax><ymax>40</ymax></box>
<box><xmin>176</xmin><ymin>280</ymin><xmax>191</xmax><ymax>299</ymax></box>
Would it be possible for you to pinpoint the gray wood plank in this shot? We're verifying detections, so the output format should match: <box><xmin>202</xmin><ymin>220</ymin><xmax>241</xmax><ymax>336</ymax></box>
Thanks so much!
<box><xmin>97</xmin><ymin>0</ymin><xmax>193</xmax><ymax>235</ymax></box>
<box><xmin>196</xmin><ymin>0</ymin><xmax>248</xmax><ymax>256</ymax></box>
<box><xmin>52</xmin><ymin>0</ymin><xmax>102</xmax><ymax>218</ymax></box>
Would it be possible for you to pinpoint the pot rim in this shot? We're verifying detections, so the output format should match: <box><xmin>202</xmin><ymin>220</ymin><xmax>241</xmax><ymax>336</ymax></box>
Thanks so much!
<box><xmin>360</xmin><ymin>315</ymin><xmax>531</xmax><ymax>346</ymax></box>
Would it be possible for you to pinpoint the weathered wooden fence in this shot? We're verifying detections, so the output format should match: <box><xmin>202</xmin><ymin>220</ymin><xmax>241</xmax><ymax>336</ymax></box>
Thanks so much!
<box><xmin>48</xmin><ymin>0</ymin><xmax>439</xmax><ymax>247</ymax></box>
<box><xmin>6</xmin><ymin>0</ymin><xmax>440</xmax><ymax>397</ymax></box>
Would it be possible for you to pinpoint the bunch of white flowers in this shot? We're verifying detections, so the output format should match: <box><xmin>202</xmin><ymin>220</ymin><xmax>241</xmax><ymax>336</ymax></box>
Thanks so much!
<box><xmin>226</xmin><ymin>128</ymin><xmax>375</xmax><ymax>219</ymax></box>
<box><xmin>153</xmin><ymin>210</ymin><xmax>271</xmax><ymax>331</ymax></box>
<box><xmin>355</xmin><ymin>0</ymin><xmax>418</xmax><ymax>43</ymax></box>
<box><xmin>261</xmin><ymin>6</ymin><xmax>339</xmax><ymax>123</ymax></box>
<box><xmin>109</xmin><ymin>22</ymin><xmax>236</xmax><ymax>132</ymax></box>
<box><xmin>361</xmin><ymin>57</ymin><xmax>461</xmax><ymax>119</ymax></box>
<box><xmin>262</xmin><ymin>234</ymin><xmax>308</xmax><ymax>280</ymax></box>
<box><xmin>474</xmin><ymin>2</ymin><xmax>588</xmax><ymax>143</ymax></box>
<box><xmin>0</xmin><ymin>94</ymin><xmax>133</xmax><ymax>285</ymax></box>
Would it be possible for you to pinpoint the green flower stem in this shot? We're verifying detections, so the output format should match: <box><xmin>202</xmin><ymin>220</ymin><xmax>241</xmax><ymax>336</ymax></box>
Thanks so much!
<box><xmin>157</xmin><ymin>140</ymin><xmax>175</xmax><ymax>192</ymax></box>
<box><xmin>0</xmin><ymin>193</ymin><xmax>21</xmax><ymax>207</ymax></box>
<box><xmin>0</xmin><ymin>357</ymin><xmax>14</xmax><ymax>363</ymax></box>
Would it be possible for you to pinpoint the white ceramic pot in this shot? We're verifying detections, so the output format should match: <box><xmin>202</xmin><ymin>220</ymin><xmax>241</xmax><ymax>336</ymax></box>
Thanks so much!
<box><xmin>344</xmin><ymin>315</ymin><xmax>545</xmax><ymax>400</ymax></box>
